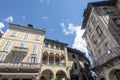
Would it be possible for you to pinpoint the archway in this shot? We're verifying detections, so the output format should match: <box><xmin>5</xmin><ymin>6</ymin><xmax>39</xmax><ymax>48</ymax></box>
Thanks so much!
<box><xmin>41</xmin><ymin>69</ymin><xmax>53</xmax><ymax>80</ymax></box>
<box><xmin>55</xmin><ymin>54</ymin><xmax>60</xmax><ymax>66</ymax></box>
<box><xmin>56</xmin><ymin>70</ymin><xmax>66</xmax><ymax>80</ymax></box>
<box><xmin>42</xmin><ymin>51</ymin><xmax>48</xmax><ymax>64</ymax></box>
<box><xmin>60</xmin><ymin>54</ymin><xmax>65</xmax><ymax>66</ymax></box>
<box><xmin>109</xmin><ymin>69</ymin><xmax>120</xmax><ymax>80</ymax></box>
<box><xmin>49</xmin><ymin>53</ymin><xmax>54</xmax><ymax>65</ymax></box>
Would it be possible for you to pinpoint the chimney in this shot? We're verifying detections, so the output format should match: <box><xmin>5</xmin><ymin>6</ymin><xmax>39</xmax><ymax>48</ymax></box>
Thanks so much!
<box><xmin>28</xmin><ymin>24</ymin><xmax>33</xmax><ymax>28</ymax></box>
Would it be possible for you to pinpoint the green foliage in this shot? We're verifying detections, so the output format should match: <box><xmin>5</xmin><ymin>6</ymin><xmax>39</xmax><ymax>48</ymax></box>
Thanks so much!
<box><xmin>51</xmin><ymin>77</ymin><xmax>62</xmax><ymax>80</ymax></box>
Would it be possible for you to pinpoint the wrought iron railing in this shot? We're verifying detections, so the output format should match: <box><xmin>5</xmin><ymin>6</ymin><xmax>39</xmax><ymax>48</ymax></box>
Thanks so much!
<box><xmin>12</xmin><ymin>46</ymin><xmax>28</xmax><ymax>52</ymax></box>
<box><xmin>42</xmin><ymin>60</ymin><xmax>66</xmax><ymax>67</ymax></box>
<box><xmin>0</xmin><ymin>62</ymin><xmax>41</xmax><ymax>68</ymax></box>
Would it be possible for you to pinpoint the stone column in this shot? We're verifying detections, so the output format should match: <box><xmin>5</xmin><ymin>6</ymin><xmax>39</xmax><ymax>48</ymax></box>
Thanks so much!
<box><xmin>48</xmin><ymin>55</ymin><xmax>49</xmax><ymax>65</ymax></box>
<box><xmin>8</xmin><ymin>75</ymin><xmax>14</xmax><ymax>80</ymax></box>
<box><xmin>60</xmin><ymin>57</ymin><xmax>61</xmax><ymax>66</ymax></box>
<box><xmin>35</xmin><ymin>75</ymin><xmax>40</xmax><ymax>80</ymax></box>
<box><xmin>54</xmin><ymin>55</ymin><xmax>56</xmax><ymax>65</ymax></box>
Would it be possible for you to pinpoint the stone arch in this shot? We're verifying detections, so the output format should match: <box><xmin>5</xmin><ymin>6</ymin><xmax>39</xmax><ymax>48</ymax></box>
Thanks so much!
<box><xmin>42</xmin><ymin>51</ymin><xmax>48</xmax><ymax>64</ymax></box>
<box><xmin>49</xmin><ymin>52</ymin><xmax>54</xmax><ymax>65</ymax></box>
<box><xmin>56</xmin><ymin>70</ymin><xmax>67</xmax><ymax>79</ymax></box>
<box><xmin>55</xmin><ymin>53</ymin><xmax>60</xmax><ymax>65</ymax></box>
<box><xmin>60</xmin><ymin>54</ymin><xmax>65</xmax><ymax>66</ymax></box>
<box><xmin>41</xmin><ymin>69</ymin><xmax>54</xmax><ymax>80</ymax></box>
<box><xmin>109</xmin><ymin>69</ymin><xmax>120</xmax><ymax>80</ymax></box>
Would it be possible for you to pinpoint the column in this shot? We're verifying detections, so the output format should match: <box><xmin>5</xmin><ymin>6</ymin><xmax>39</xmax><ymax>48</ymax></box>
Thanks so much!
<box><xmin>35</xmin><ymin>75</ymin><xmax>40</xmax><ymax>80</ymax></box>
<box><xmin>8</xmin><ymin>75</ymin><xmax>14</xmax><ymax>80</ymax></box>
<box><xmin>48</xmin><ymin>55</ymin><xmax>49</xmax><ymax>65</ymax></box>
<box><xmin>59</xmin><ymin>57</ymin><xmax>61</xmax><ymax>66</ymax></box>
<box><xmin>54</xmin><ymin>55</ymin><xmax>56</xmax><ymax>65</ymax></box>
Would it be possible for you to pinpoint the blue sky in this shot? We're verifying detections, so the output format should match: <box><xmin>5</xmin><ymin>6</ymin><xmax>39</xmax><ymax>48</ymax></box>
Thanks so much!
<box><xmin>0</xmin><ymin>0</ymin><xmax>103</xmax><ymax>57</ymax></box>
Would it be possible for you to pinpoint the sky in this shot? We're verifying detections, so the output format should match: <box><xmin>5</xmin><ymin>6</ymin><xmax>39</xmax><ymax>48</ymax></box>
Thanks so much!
<box><xmin>0</xmin><ymin>0</ymin><xmax>104</xmax><ymax>60</ymax></box>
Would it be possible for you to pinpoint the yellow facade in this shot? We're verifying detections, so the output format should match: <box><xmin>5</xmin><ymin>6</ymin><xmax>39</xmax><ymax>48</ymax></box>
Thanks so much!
<box><xmin>0</xmin><ymin>23</ymin><xmax>89</xmax><ymax>80</ymax></box>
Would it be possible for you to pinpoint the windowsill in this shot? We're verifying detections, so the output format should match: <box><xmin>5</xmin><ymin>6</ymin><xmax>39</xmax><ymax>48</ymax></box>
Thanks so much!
<box><xmin>10</xmin><ymin>35</ymin><xmax>16</xmax><ymax>37</ymax></box>
<box><xmin>35</xmin><ymin>39</ymin><xmax>40</xmax><ymax>41</ymax></box>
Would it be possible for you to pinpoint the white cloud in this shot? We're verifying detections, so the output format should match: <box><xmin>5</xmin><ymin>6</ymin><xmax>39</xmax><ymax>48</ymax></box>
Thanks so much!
<box><xmin>43</xmin><ymin>16</ymin><xmax>48</xmax><ymax>20</ymax></box>
<box><xmin>61</xmin><ymin>22</ymin><xmax>92</xmax><ymax>62</ymax></box>
<box><xmin>39</xmin><ymin>0</ymin><xmax>50</xmax><ymax>4</ymax></box>
<box><xmin>60</xmin><ymin>22</ymin><xmax>88</xmax><ymax>53</ymax></box>
<box><xmin>72</xmin><ymin>27</ymin><xmax>88</xmax><ymax>53</ymax></box>
<box><xmin>22</xmin><ymin>16</ymin><xmax>25</xmax><ymax>20</ymax></box>
<box><xmin>4</xmin><ymin>15</ymin><xmax>13</xmax><ymax>23</ymax></box>
<box><xmin>0</xmin><ymin>22</ymin><xmax>5</xmax><ymax>33</ymax></box>
<box><xmin>60</xmin><ymin>23</ymin><xmax>78</xmax><ymax>35</ymax></box>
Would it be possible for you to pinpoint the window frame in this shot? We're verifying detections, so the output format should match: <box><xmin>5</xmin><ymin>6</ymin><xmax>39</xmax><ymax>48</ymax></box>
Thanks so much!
<box><xmin>104</xmin><ymin>42</ymin><xmax>114</xmax><ymax>54</ymax></box>
<box><xmin>96</xmin><ymin>26</ymin><xmax>103</xmax><ymax>37</ymax></box>
<box><xmin>72</xmin><ymin>54</ymin><xmax>75</xmax><ymax>59</ymax></box>
<box><xmin>3</xmin><ymin>40</ymin><xmax>12</xmax><ymax>51</ymax></box>
<box><xmin>23</xmin><ymin>33</ymin><xmax>29</xmax><ymax>40</ymax></box>
<box><xmin>10</xmin><ymin>30</ymin><xmax>17</xmax><ymax>36</ymax></box>
<box><xmin>32</xmin><ymin>44</ymin><xmax>37</xmax><ymax>54</ymax></box>
<box><xmin>92</xmin><ymin>35</ymin><xmax>97</xmax><ymax>44</ymax></box>
<box><xmin>113</xmin><ymin>18</ymin><xmax>120</xmax><ymax>26</ymax></box>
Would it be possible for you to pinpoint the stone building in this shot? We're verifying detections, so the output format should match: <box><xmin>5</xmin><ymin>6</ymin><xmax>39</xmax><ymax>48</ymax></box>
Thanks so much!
<box><xmin>67</xmin><ymin>47</ymin><xmax>90</xmax><ymax>80</ymax></box>
<box><xmin>0</xmin><ymin>31</ymin><xmax>2</xmax><ymax>39</ymax></box>
<box><xmin>82</xmin><ymin>0</ymin><xmax>120</xmax><ymax>80</ymax></box>
<box><xmin>0</xmin><ymin>23</ymin><xmax>90</xmax><ymax>80</ymax></box>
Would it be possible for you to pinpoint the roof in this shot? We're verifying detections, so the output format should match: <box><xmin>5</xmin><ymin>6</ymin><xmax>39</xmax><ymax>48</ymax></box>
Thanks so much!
<box><xmin>0</xmin><ymin>31</ymin><xmax>3</xmax><ymax>36</ymax></box>
<box><xmin>81</xmin><ymin>0</ymin><xmax>116</xmax><ymax>29</ymax></box>
<box><xmin>67</xmin><ymin>47</ymin><xmax>90</xmax><ymax>64</ymax></box>
<box><xmin>9</xmin><ymin>23</ymin><xmax>46</xmax><ymax>34</ymax></box>
<box><xmin>44</xmin><ymin>38</ymin><xmax>68</xmax><ymax>46</ymax></box>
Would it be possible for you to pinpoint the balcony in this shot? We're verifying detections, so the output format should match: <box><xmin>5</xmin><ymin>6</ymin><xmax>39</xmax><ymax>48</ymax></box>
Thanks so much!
<box><xmin>0</xmin><ymin>62</ymin><xmax>41</xmax><ymax>69</ymax></box>
<box><xmin>91</xmin><ymin>47</ymin><xmax>120</xmax><ymax>69</ymax></box>
<box><xmin>42</xmin><ymin>60</ymin><xmax>66</xmax><ymax>67</ymax></box>
<box><xmin>12</xmin><ymin>46</ymin><xmax>28</xmax><ymax>54</ymax></box>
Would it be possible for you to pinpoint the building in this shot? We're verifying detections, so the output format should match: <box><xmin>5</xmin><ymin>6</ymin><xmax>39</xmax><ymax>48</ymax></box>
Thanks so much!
<box><xmin>82</xmin><ymin>0</ymin><xmax>120</xmax><ymax>80</ymax></box>
<box><xmin>0</xmin><ymin>23</ymin><xmax>90</xmax><ymax>80</ymax></box>
<box><xmin>0</xmin><ymin>31</ymin><xmax>2</xmax><ymax>39</ymax></box>
<box><xmin>67</xmin><ymin>47</ymin><xmax>90</xmax><ymax>80</ymax></box>
<box><xmin>40</xmin><ymin>38</ymin><xmax>69</xmax><ymax>80</ymax></box>
<box><xmin>0</xmin><ymin>23</ymin><xmax>45</xmax><ymax>80</ymax></box>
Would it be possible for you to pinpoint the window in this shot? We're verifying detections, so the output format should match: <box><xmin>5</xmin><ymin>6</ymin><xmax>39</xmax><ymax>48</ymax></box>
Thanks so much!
<box><xmin>72</xmin><ymin>54</ymin><xmax>75</xmax><ymax>59</ymax></box>
<box><xmin>56</xmin><ymin>44</ymin><xmax>59</xmax><ymax>49</ymax></box>
<box><xmin>11</xmin><ymin>30</ymin><xmax>17</xmax><ymax>36</ymax></box>
<box><xmin>60</xmin><ymin>45</ymin><xmax>64</xmax><ymax>50</ymax></box>
<box><xmin>13</xmin><ymin>55</ymin><xmax>22</xmax><ymax>63</ymax></box>
<box><xmin>23</xmin><ymin>33</ymin><xmax>29</xmax><ymax>40</ymax></box>
<box><xmin>0</xmin><ymin>54</ymin><xmax>6</xmax><ymax>61</ymax></box>
<box><xmin>98</xmin><ymin>50</ymin><xmax>102</xmax><ymax>57</ymax></box>
<box><xmin>3</xmin><ymin>40</ymin><xmax>12</xmax><ymax>51</ymax></box>
<box><xmin>29</xmin><ymin>57</ymin><xmax>37</xmax><ymax>63</ymax></box>
<box><xmin>35</xmin><ymin>34</ymin><xmax>40</xmax><ymax>40</ymax></box>
<box><xmin>96</xmin><ymin>26</ymin><xmax>103</xmax><ymax>37</ymax></box>
<box><xmin>45</xmin><ymin>43</ymin><xmax>48</xmax><ymax>48</ymax></box>
<box><xmin>113</xmin><ymin>18</ymin><xmax>120</xmax><ymax>26</ymax></box>
<box><xmin>32</xmin><ymin>44</ymin><xmax>37</xmax><ymax>54</ymax></box>
<box><xmin>104</xmin><ymin>42</ymin><xmax>114</xmax><ymax>54</ymax></box>
<box><xmin>92</xmin><ymin>35</ymin><xmax>97</xmax><ymax>43</ymax></box>
<box><xmin>20</xmin><ymin>42</ymin><xmax>25</xmax><ymax>47</ymax></box>
<box><xmin>103</xmin><ymin>7</ymin><xmax>111</xmax><ymax>13</ymax></box>
<box><xmin>74</xmin><ymin>63</ymin><xmax>77</xmax><ymax>69</ymax></box>
<box><xmin>50</xmin><ymin>43</ymin><xmax>54</xmax><ymax>49</ymax></box>
<box><xmin>103</xmin><ymin>7</ymin><xmax>114</xmax><ymax>15</ymax></box>
<box><xmin>88</xmin><ymin>27</ymin><xmax>91</xmax><ymax>33</ymax></box>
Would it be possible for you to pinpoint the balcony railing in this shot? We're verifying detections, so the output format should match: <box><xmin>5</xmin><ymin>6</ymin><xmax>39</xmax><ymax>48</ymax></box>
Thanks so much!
<box><xmin>42</xmin><ymin>60</ymin><xmax>66</xmax><ymax>67</ymax></box>
<box><xmin>12</xmin><ymin>46</ymin><xmax>28</xmax><ymax>53</ymax></box>
<box><xmin>91</xmin><ymin>47</ymin><xmax>120</xmax><ymax>68</ymax></box>
<box><xmin>0</xmin><ymin>62</ymin><xmax>41</xmax><ymax>69</ymax></box>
